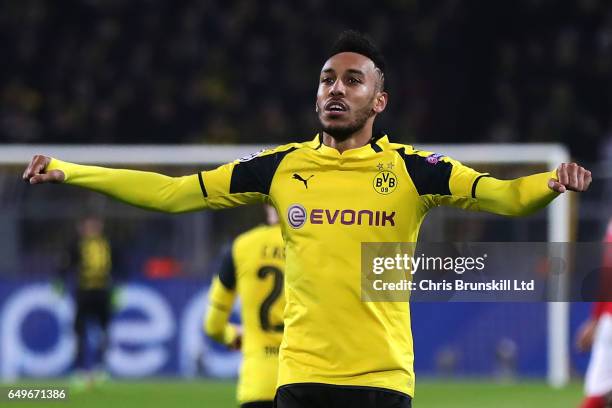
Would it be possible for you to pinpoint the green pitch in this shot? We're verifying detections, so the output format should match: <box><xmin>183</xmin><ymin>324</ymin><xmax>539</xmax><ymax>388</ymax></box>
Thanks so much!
<box><xmin>5</xmin><ymin>379</ymin><xmax>583</xmax><ymax>407</ymax></box>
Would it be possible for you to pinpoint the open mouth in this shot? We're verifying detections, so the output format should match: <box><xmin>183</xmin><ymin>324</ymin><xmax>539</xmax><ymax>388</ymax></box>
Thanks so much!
<box><xmin>324</xmin><ymin>100</ymin><xmax>348</xmax><ymax>113</ymax></box>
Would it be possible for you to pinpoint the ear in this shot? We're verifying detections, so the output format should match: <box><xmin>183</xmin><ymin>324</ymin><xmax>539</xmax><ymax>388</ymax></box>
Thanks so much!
<box><xmin>315</xmin><ymin>102</ymin><xmax>319</xmax><ymax>113</ymax></box>
<box><xmin>372</xmin><ymin>91</ymin><xmax>388</xmax><ymax>114</ymax></box>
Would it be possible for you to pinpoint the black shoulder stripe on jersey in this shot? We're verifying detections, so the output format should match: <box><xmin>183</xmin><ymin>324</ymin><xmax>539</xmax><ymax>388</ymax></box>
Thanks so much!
<box><xmin>218</xmin><ymin>245</ymin><xmax>236</xmax><ymax>290</ymax></box>
<box><xmin>397</xmin><ymin>148</ymin><xmax>452</xmax><ymax>196</ymax></box>
<box><xmin>198</xmin><ymin>172</ymin><xmax>207</xmax><ymax>198</ymax></box>
<box><xmin>471</xmin><ymin>174</ymin><xmax>492</xmax><ymax>198</ymax></box>
<box><xmin>230</xmin><ymin>147</ymin><xmax>298</xmax><ymax>195</ymax></box>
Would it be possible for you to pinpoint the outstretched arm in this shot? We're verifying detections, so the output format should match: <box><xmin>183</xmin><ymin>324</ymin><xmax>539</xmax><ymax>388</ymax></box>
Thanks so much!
<box><xmin>475</xmin><ymin>163</ymin><xmax>591</xmax><ymax>216</ymax></box>
<box><xmin>400</xmin><ymin>149</ymin><xmax>592</xmax><ymax>216</ymax></box>
<box><xmin>23</xmin><ymin>156</ymin><xmax>205</xmax><ymax>213</ymax></box>
<box><xmin>22</xmin><ymin>154</ymin><xmax>270</xmax><ymax>213</ymax></box>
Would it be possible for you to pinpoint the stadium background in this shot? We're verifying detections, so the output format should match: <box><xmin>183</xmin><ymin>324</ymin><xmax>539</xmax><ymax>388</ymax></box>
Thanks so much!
<box><xmin>1</xmin><ymin>0</ymin><xmax>611</xmax><ymax>407</ymax></box>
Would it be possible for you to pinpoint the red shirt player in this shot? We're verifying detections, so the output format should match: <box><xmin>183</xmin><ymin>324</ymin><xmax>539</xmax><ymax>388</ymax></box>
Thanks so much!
<box><xmin>576</xmin><ymin>220</ymin><xmax>612</xmax><ymax>408</ymax></box>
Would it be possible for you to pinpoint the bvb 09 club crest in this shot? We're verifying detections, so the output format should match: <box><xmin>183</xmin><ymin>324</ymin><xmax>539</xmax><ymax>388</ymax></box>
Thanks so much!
<box><xmin>373</xmin><ymin>171</ymin><xmax>398</xmax><ymax>195</ymax></box>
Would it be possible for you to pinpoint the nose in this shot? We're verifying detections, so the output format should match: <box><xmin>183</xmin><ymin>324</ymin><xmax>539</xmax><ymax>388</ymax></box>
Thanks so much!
<box><xmin>329</xmin><ymin>79</ymin><xmax>345</xmax><ymax>96</ymax></box>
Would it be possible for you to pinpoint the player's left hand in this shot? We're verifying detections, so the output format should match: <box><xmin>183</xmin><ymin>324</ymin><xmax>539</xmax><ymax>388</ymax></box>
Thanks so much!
<box><xmin>548</xmin><ymin>163</ymin><xmax>592</xmax><ymax>193</ymax></box>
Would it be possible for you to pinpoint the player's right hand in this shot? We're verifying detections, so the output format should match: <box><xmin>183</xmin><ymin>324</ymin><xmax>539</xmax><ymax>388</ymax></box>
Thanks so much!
<box><xmin>22</xmin><ymin>155</ymin><xmax>65</xmax><ymax>184</ymax></box>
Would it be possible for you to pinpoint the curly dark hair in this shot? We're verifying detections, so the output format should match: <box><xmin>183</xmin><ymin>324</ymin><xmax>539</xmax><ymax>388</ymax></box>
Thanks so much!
<box><xmin>328</xmin><ymin>30</ymin><xmax>386</xmax><ymax>90</ymax></box>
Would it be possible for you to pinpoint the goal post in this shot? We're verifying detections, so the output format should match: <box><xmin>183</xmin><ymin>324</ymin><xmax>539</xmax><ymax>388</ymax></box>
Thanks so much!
<box><xmin>1</xmin><ymin>143</ymin><xmax>571</xmax><ymax>387</ymax></box>
<box><xmin>423</xmin><ymin>144</ymin><xmax>571</xmax><ymax>389</ymax></box>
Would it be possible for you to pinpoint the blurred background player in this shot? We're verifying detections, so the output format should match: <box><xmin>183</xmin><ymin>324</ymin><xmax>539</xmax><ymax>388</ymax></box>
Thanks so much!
<box><xmin>60</xmin><ymin>216</ymin><xmax>114</xmax><ymax>388</ymax></box>
<box><xmin>575</xmin><ymin>219</ymin><xmax>612</xmax><ymax>408</ymax></box>
<box><xmin>205</xmin><ymin>205</ymin><xmax>285</xmax><ymax>408</ymax></box>
<box><xmin>576</xmin><ymin>302</ymin><xmax>612</xmax><ymax>408</ymax></box>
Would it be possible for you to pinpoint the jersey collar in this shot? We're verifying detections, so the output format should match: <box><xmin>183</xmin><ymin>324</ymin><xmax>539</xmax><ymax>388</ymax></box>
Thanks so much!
<box><xmin>311</xmin><ymin>133</ymin><xmax>389</xmax><ymax>157</ymax></box>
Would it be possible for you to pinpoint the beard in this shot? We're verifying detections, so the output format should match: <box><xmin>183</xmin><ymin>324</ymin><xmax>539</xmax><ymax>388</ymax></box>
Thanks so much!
<box><xmin>319</xmin><ymin>103</ymin><xmax>374</xmax><ymax>142</ymax></box>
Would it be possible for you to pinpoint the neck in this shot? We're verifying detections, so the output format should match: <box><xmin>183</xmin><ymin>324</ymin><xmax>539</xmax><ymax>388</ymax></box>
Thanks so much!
<box><xmin>322</xmin><ymin>125</ymin><xmax>373</xmax><ymax>154</ymax></box>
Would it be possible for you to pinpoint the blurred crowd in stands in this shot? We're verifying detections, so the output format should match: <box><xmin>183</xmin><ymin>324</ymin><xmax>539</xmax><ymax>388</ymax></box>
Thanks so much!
<box><xmin>1</xmin><ymin>0</ymin><xmax>611</xmax><ymax>162</ymax></box>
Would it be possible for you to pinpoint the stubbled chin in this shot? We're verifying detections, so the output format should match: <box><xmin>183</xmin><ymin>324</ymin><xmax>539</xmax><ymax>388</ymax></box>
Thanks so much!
<box><xmin>323</xmin><ymin>114</ymin><xmax>349</xmax><ymax>123</ymax></box>
<box><xmin>321</xmin><ymin>124</ymin><xmax>360</xmax><ymax>142</ymax></box>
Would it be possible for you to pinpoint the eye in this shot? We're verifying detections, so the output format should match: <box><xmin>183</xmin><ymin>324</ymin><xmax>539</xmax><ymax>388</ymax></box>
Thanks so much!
<box><xmin>321</xmin><ymin>77</ymin><xmax>334</xmax><ymax>85</ymax></box>
<box><xmin>347</xmin><ymin>77</ymin><xmax>362</xmax><ymax>85</ymax></box>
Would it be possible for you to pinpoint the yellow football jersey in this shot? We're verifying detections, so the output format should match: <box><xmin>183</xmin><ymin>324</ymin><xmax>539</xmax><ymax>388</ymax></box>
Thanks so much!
<box><xmin>206</xmin><ymin>224</ymin><xmax>285</xmax><ymax>403</ymax></box>
<box><xmin>195</xmin><ymin>134</ymin><xmax>555</xmax><ymax>396</ymax></box>
<box><xmin>49</xmin><ymin>133</ymin><xmax>558</xmax><ymax>397</ymax></box>
<box><xmin>78</xmin><ymin>236</ymin><xmax>112</xmax><ymax>290</ymax></box>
